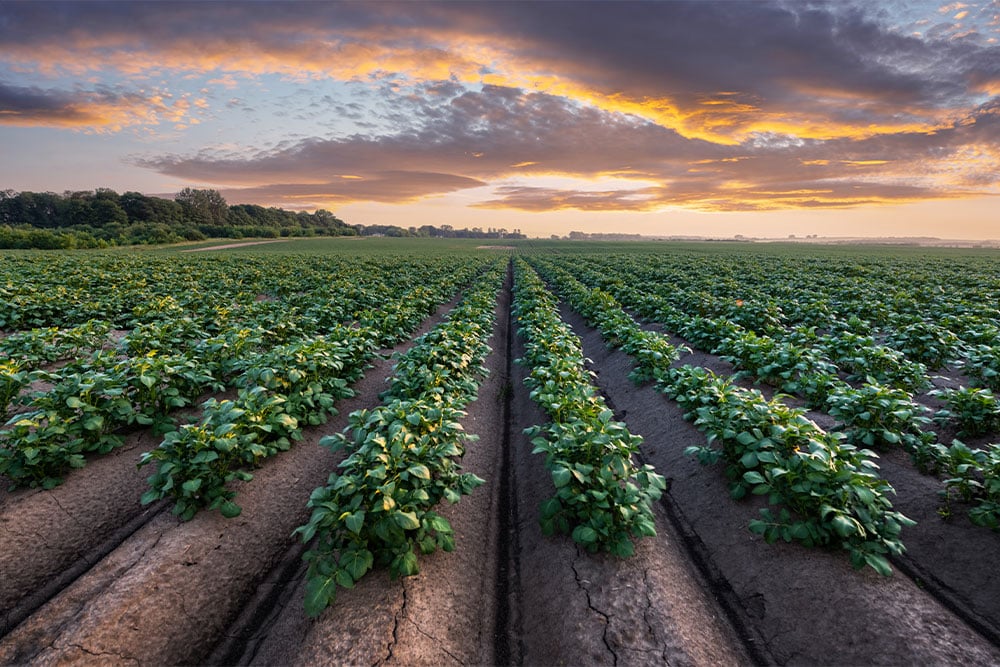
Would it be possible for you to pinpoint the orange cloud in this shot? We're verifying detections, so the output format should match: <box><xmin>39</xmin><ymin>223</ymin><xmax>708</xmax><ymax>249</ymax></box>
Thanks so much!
<box><xmin>217</xmin><ymin>171</ymin><xmax>488</xmax><ymax>208</ymax></box>
<box><xmin>0</xmin><ymin>3</ymin><xmax>987</xmax><ymax>148</ymax></box>
<box><xmin>0</xmin><ymin>84</ymin><xmax>202</xmax><ymax>132</ymax></box>
<box><xmin>9</xmin><ymin>2</ymin><xmax>995</xmax><ymax>217</ymax></box>
<box><xmin>137</xmin><ymin>80</ymin><xmax>1000</xmax><ymax>215</ymax></box>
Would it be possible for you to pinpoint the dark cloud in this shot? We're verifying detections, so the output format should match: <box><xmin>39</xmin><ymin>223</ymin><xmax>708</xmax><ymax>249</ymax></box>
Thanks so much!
<box><xmin>0</xmin><ymin>82</ymin><xmax>100</xmax><ymax>124</ymax></box>
<box><xmin>0</xmin><ymin>81</ymin><xmax>190</xmax><ymax>129</ymax></box>
<box><xmin>469</xmin><ymin>3</ymin><xmax>942</xmax><ymax>98</ymax></box>
<box><xmin>4</xmin><ymin>1</ymin><xmax>998</xmax><ymax>212</ymax></box>
<box><xmin>218</xmin><ymin>172</ymin><xmax>486</xmax><ymax>207</ymax></box>
<box><xmin>135</xmin><ymin>86</ymin><xmax>714</xmax><ymax>197</ymax></box>
<box><xmin>2</xmin><ymin>2</ymin><xmax>992</xmax><ymax>113</ymax></box>
<box><xmin>136</xmin><ymin>83</ymin><xmax>999</xmax><ymax>212</ymax></box>
<box><xmin>3</xmin><ymin>2</ymin><xmax>997</xmax><ymax>142</ymax></box>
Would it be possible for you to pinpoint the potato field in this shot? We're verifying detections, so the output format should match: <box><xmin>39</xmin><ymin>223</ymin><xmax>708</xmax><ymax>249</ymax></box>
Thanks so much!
<box><xmin>2</xmin><ymin>238</ymin><xmax>1000</xmax><ymax>665</ymax></box>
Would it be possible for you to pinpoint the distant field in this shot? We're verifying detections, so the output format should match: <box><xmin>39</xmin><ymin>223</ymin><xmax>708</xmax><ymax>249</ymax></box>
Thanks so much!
<box><xmin>143</xmin><ymin>235</ymin><xmax>531</xmax><ymax>255</ymax></box>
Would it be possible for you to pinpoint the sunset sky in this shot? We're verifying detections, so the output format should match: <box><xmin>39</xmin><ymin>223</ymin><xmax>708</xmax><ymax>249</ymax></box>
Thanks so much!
<box><xmin>1</xmin><ymin>1</ymin><xmax>998</xmax><ymax>239</ymax></box>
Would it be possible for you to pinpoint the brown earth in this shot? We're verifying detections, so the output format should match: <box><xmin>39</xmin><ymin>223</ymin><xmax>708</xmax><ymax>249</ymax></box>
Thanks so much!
<box><xmin>181</xmin><ymin>240</ymin><xmax>289</xmax><ymax>253</ymax></box>
<box><xmin>560</xmin><ymin>304</ymin><xmax>1000</xmax><ymax>665</ymax></box>
<box><xmin>0</xmin><ymin>428</ymin><xmax>164</xmax><ymax>635</ymax></box>
<box><xmin>0</xmin><ymin>291</ymin><xmax>463</xmax><ymax>665</ymax></box>
<box><xmin>1</xmin><ymin>273</ymin><xmax>999</xmax><ymax>665</ymax></box>
<box><xmin>229</xmin><ymin>269</ymin><xmax>514</xmax><ymax>666</ymax></box>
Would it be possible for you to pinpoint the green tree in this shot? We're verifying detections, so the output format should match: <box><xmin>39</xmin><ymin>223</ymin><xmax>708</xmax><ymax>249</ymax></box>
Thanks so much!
<box><xmin>89</xmin><ymin>198</ymin><xmax>128</xmax><ymax>227</ymax></box>
<box><xmin>175</xmin><ymin>187</ymin><xmax>229</xmax><ymax>226</ymax></box>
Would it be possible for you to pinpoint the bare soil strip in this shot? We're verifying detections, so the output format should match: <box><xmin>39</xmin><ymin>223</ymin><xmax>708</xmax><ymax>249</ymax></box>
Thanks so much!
<box><xmin>233</xmin><ymin>274</ymin><xmax>512</xmax><ymax>666</ymax></box>
<box><xmin>561</xmin><ymin>304</ymin><xmax>1000</xmax><ymax>665</ymax></box>
<box><xmin>181</xmin><ymin>240</ymin><xmax>289</xmax><ymax>252</ymax></box>
<box><xmin>506</xmin><ymin>318</ymin><xmax>749</xmax><ymax>666</ymax></box>
<box><xmin>0</xmin><ymin>429</ymin><xmax>164</xmax><ymax>633</ymax></box>
<box><xmin>879</xmin><ymin>447</ymin><xmax>1000</xmax><ymax>645</ymax></box>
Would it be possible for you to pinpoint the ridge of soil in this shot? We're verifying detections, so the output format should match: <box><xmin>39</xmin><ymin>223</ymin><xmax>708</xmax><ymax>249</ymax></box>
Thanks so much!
<box><xmin>227</xmin><ymin>272</ymin><xmax>513</xmax><ymax>666</ymax></box>
<box><xmin>560</xmin><ymin>303</ymin><xmax>1000</xmax><ymax>665</ymax></box>
<box><xmin>0</xmin><ymin>292</ymin><xmax>463</xmax><ymax>664</ymax></box>
<box><xmin>0</xmin><ymin>429</ymin><xmax>165</xmax><ymax>633</ymax></box>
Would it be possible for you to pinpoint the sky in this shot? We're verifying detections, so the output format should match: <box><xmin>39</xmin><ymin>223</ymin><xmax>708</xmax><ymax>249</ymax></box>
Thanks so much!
<box><xmin>1</xmin><ymin>1</ymin><xmax>999</xmax><ymax>239</ymax></box>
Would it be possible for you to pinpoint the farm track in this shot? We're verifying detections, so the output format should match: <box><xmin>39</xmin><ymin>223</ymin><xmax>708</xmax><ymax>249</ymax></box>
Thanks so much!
<box><xmin>1</xmin><ymin>266</ymin><xmax>1000</xmax><ymax>665</ymax></box>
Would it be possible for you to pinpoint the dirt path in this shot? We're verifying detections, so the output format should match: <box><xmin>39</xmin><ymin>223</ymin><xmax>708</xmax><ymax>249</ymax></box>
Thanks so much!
<box><xmin>181</xmin><ymin>240</ymin><xmax>289</xmax><ymax>252</ymax></box>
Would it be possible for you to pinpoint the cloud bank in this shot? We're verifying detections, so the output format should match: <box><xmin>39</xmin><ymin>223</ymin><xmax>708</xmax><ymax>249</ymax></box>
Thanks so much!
<box><xmin>1</xmin><ymin>0</ymin><xmax>998</xmax><ymax>213</ymax></box>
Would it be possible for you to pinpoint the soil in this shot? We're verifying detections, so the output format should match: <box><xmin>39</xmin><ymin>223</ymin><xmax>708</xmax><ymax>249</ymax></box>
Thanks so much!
<box><xmin>181</xmin><ymin>240</ymin><xmax>289</xmax><ymax>253</ymax></box>
<box><xmin>560</xmin><ymin>304</ymin><xmax>1000</xmax><ymax>665</ymax></box>
<box><xmin>1</xmin><ymin>270</ymin><xmax>999</xmax><ymax>665</ymax></box>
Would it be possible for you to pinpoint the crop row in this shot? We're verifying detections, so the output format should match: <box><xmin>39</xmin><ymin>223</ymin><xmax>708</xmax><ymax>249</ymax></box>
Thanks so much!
<box><xmin>512</xmin><ymin>259</ymin><xmax>665</xmax><ymax>558</ymax></box>
<box><xmin>531</xmin><ymin>259</ymin><xmax>914</xmax><ymax>574</ymax></box>
<box><xmin>139</xmin><ymin>266</ymin><xmax>486</xmax><ymax>520</ymax></box>
<box><xmin>536</xmin><ymin>255</ymin><xmax>1000</xmax><ymax>531</ymax></box>
<box><xmin>1</xmin><ymin>349</ymin><xmax>221</xmax><ymax>488</ymax></box>
<box><xmin>1</xmin><ymin>256</ymin><xmax>490</xmax><ymax>493</ymax></box>
<box><xmin>138</xmin><ymin>333</ymin><xmax>370</xmax><ymax>519</ymax></box>
<box><xmin>552</xmin><ymin>250</ymin><xmax>1000</xmax><ymax>382</ymax></box>
<box><xmin>549</xmin><ymin>257</ymin><xmax>931</xmax><ymax>394</ymax></box>
<box><xmin>0</xmin><ymin>253</ymin><xmax>489</xmax><ymax>331</ymax></box>
<box><xmin>295</xmin><ymin>261</ymin><xmax>506</xmax><ymax>616</ymax></box>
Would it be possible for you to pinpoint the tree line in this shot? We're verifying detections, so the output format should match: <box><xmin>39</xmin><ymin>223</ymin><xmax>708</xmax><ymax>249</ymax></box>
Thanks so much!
<box><xmin>0</xmin><ymin>188</ymin><xmax>525</xmax><ymax>249</ymax></box>
<box><xmin>0</xmin><ymin>188</ymin><xmax>354</xmax><ymax>249</ymax></box>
